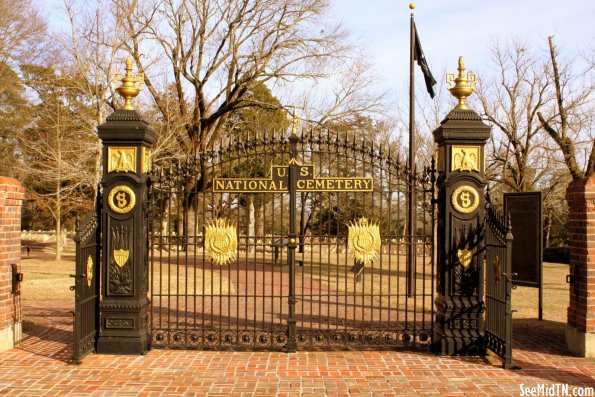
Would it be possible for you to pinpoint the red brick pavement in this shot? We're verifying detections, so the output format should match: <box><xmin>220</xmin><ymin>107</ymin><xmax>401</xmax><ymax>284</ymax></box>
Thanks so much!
<box><xmin>0</xmin><ymin>302</ymin><xmax>594</xmax><ymax>396</ymax></box>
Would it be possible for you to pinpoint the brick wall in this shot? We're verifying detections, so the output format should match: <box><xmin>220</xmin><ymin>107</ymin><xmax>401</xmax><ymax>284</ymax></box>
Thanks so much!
<box><xmin>566</xmin><ymin>177</ymin><xmax>595</xmax><ymax>334</ymax></box>
<box><xmin>0</xmin><ymin>176</ymin><xmax>24</xmax><ymax>352</ymax></box>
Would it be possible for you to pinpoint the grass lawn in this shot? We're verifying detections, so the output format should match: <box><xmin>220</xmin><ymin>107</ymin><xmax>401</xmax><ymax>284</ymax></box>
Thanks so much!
<box><xmin>20</xmin><ymin>239</ymin><xmax>568</xmax><ymax>327</ymax></box>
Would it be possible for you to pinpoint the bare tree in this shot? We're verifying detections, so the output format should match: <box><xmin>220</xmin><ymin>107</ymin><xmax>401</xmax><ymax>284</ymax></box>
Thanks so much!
<box><xmin>53</xmin><ymin>0</ymin><xmax>135</xmax><ymax>192</ymax></box>
<box><xmin>477</xmin><ymin>39</ymin><xmax>557</xmax><ymax>193</ymax></box>
<box><xmin>18</xmin><ymin>64</ymin><xmax>98</xmax><ymax>260</ymax></box>
<box><xmin>538</xmin><ymin>36</ymin><xmax>594</xmax><ymax>179</ymax></box>
<box><xmin>115</xmin><ymin>0</ymin><xmax>348</xmax><ymax>153</ymax></box>
<box><xmin>295</xmin><ymin>50</ymin><xmax>388</xmax><ymax>127</ymax></box>
<box><xmin>0</xmin><ymin>0</ymin><xmax>46</xmax><ymax>70</ymax></box>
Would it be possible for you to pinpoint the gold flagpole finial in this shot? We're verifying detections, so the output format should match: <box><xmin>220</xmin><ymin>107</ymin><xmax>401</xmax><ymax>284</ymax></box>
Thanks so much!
<box><xmin>291</xmin><ymin>108</ymin><xmax>301</xmax><ymax>135</ymax></box>
<box><xmin>409</xmin><ymin>3</ymin><xmax>415</xmax><ymax>10</ymax></box>
<box><xmin>114</xmin><ymin>56</ymin><xmax>144</xmax><ymax>110</ymax></box>
<box><xmin>446</xmin><ymin>56</ymin><xmax>477</xmax><ymax>110</ymax></box>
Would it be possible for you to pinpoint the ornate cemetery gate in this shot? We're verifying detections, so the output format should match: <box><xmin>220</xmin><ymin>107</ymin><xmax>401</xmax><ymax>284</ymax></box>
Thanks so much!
<box><xmin>148</xmin><ymin>129</ymin><xmax>436</xmax><ymax>350</ymax></box>
<box><xmin>72</xmin><ymin>57</ymin><xmax>514</xmax><ymax>365</ymax></box>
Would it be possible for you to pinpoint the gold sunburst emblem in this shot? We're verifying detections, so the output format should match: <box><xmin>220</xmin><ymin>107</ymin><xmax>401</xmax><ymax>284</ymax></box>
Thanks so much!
<box><xmin>86</xmin><ymin>255</ymin><xmax>93</xmax><ymax>287</ymax></box>
<box><xmin>205</xmin><ymin>218</ymin><xmax>238</xmax><ymax>265</ymax></box>
<box><xmin>113</xmin><ymin>249</ymin><xmax>130</xmax><ymax>268</ymax></box>
<box><xmin>347</xmin><ymin>218</ymin><xmax>381</xmax><ymax>264</ymax></box>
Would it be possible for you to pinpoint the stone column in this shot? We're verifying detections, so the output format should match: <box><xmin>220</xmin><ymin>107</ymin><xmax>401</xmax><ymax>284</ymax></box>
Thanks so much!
<box><xmin>565</xmin><ymin>176</ymin><xmax>595</xmax><ymax>357</ymax></box>
<box><xmin>432</xmin><ymin>57</ymin><xmax>491</xmax><ymax>355</ymax></box>
<box><xmin>96</xmin><ymin>58</ymin><xmax>156</xmax><ymax>354</ymax></box>
<box><xmin>0</xmin><ymin>177</ymin><xmax>24</xmax><ymax>352</ymax></box>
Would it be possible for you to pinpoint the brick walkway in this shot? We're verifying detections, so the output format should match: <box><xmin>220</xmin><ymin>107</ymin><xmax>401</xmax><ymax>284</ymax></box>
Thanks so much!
<box><xmin>0</xmin><ymin>303</ymin><xmax>593</xmax><ymax>396</ymax></box>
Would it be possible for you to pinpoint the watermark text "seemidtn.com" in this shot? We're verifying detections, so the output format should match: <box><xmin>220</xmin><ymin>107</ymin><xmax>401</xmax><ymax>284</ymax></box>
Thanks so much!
<box><xmin>520</xmin><ymin>384</ymin><xmax>595</xmax><ymax>397</ymax></box>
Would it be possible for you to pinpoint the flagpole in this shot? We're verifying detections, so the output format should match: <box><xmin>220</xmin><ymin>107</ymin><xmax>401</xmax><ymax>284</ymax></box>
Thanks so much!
<box><xmin>407</xmin><ymin>3</ymin><xmax>416</xmax><ymax>297</ymax></box>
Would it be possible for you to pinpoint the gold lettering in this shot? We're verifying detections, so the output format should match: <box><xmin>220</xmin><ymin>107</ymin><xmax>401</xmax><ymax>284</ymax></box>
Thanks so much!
<box><xmin>296</xmin><ymin>180</ymin><xmax>305</xmax><ymax>190</ymax></box>
<box><xmin>115</xmin><ymin>192</ymin><xmax>128</xmax><ymax>208</ymax></box>
<box><xmin>278</xmin><ymin>180</ymin><xmax>286</xmax><ymax>190</ymax></box>
<box><xmin>306</xmin><ymin>179</ymin><xmax>315</xmax><ymax>190</ymax></box>
<box><xmin>248</xmin><ymin>181</ymin><xmax>256</xmax><ymax>190</ymax></box>
<box><xmin>276</xmin><ymin>167</ymin><xmax>287</xmax><ymax>177</ymax></box>
<box><xmin>300</xmin><ymin>166</ymin><xmax>309</xmax><ymax>177</ymax></box>
<box><xmin>327</xmin><ymin>180</ymin><xmax>335</xmax><ymax>189</ymax></box>
<box><xmin>344</xmin><ymin>179</ymin><xmax>353</xmax><ymax>190</ymax></box>
<box><xmin>363</xmin><ymin>179</ymin><xmax>372</xmax><ymax>190</ymax></box>
<box><xmin>259</xmin><ymin>181</ymin><xmax>268</xmax><ymax>190</ymax></box>
<box><xmin>354</xmin><ymin>180</ymin><xmax>362</xmax><ymax>190</ymax></box>
<box><xmin>214</xmin><ymin>180</ymin><xmax>225</xmax><ymax>191</ymax></box>
<box><xmin>225</xmin><ymin>181</ymin><xmax>234</xmax><ymax>190</ymax></box>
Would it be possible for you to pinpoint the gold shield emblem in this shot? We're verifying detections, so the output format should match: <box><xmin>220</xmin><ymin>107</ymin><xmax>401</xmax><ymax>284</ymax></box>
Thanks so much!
<box><xmin>205</xmin><ymin>218</ymin><xmax>237</xmax><ymax>265</ymax></box>
<box><xmin>347</xmin><ymin>218</ymin><xmax>381</xmax><ymax>264</ymax></box>
<box><xmin>113</xmin><ymin>249</ymin><xmax>130</xmax><ymax>268</ymax></box>
<box><xmin>86</xmin><ymin>255</ymin><xmax>93</xmax><ymax>287</ymax></box>
<box><xmin>457</xmin><ymin>249</ymin><xmax>473</xmax><ymax>269</ymax></box>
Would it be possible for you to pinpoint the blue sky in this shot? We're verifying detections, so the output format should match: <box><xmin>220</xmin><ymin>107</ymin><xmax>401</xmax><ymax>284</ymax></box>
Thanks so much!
<box><xmin>331</xmin><ymin>0</ymin><xmax>594</xmax><ymax>94</ymax></box>
<box><xmin>41</xmin><ymin>0</ymin><xmax>593</xmax><ymax>108</ymax></box>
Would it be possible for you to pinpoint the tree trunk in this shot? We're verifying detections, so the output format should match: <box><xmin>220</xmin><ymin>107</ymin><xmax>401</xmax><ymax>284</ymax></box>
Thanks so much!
<box><xmin>55</xmin><ymin>186</ymin><xmax>62</xmax><ymax>261</ymax></box>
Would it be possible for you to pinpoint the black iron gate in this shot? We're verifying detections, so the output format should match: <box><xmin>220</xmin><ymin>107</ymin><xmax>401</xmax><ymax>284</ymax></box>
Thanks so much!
<box><xmin>72</xmin><ymin>193</ymin><xmax>101</xmax><ymax>362</ymax></box>
<box><xmin>484</xmin><ymin>192</ymin><xmax>515</xmax><ymax>368</ymax></box>
<box><xmin>148</xmin><ymin>129</ymin><xmax>435</xmax><ymax>350</ymax></box>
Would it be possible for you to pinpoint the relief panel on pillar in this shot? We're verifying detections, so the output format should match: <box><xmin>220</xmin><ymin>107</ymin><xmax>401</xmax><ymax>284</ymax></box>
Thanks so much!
<box><xmin>450</xmin><ymin>216</ymin><xmax>483</xmax><ymax>296</ymax></box>
<box><xmin>108</xmin><ymin>222</ymin><xmax>134</xmax><ymax>296</ymax></box>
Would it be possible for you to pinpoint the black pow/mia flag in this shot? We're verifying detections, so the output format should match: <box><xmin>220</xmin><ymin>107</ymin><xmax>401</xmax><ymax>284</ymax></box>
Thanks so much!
<box><xmin>413</xmin><ymin>21</ymin><xmax>437</xmax><ymax>98</ymax></box>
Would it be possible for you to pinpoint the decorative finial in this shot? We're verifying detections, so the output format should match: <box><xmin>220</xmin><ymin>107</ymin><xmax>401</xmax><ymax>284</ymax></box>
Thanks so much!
<box><xmin>446</xmin><ymin>56</ymin><xmax>477</xmax><ymax>110</ymax></box>
<box><xmin>291</xmin><ymin>108</ymin><xmax>300</xmax><ymax>135</ymax></box>
<box><xmin>114</xmin><ymin>56</ymin><xmax>144</xmax><ymax>110</ymax></box>
<box><xmin>409</xmin><ymin>3</ymin><xmax>415</xmax><ymax>10</ymax></box>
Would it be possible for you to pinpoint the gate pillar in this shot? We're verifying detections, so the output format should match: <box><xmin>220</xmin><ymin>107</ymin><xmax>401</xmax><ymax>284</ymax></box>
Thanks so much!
<box><xmin>96</xmin><ymin>58</ymin><xmax>155</xmax><ymax>354</ymax></box>
<box><xmin>432</xmin><ymin>57</ymin><xmax>491</xmax><ymax>355</ymax></box>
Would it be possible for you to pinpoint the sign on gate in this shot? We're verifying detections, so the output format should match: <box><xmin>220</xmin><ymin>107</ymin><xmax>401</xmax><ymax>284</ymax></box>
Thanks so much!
<box><xmin>504</xmin><ymin>192</ymin><xmax>543</xmax><ymax>320</ymax></box>
<box><xmin>213</xmin><ymin>161</ymin><xmax>373</xmax><ymax>193</ymax></box>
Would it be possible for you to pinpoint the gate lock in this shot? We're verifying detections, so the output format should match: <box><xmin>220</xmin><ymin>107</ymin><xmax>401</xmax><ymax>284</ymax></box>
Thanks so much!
<box><xmin>11</xmin><ymin>264</ymin><xmax>23</xmax><ymax>294</ymax></box>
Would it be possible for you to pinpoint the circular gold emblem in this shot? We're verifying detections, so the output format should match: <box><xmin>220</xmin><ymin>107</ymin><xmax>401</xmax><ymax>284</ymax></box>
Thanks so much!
<box><xmin>108</xmin><ymin>185</ymin><xmax>136</xmax><ymax>214</ymax></box>
<box><xmin>451</xmin><ymin>185</ymin><xmax>480</xmax><ymax>214</ymax></box>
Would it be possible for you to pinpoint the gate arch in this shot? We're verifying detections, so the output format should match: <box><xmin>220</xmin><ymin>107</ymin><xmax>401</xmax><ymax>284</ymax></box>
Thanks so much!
<box><xmin>148</xmin><ymin>129</ymin><xmax>435</xmax><ymax>350</ymax></box>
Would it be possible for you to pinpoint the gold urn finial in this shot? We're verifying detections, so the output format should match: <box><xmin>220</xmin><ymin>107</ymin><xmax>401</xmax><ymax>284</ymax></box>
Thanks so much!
<box><xmin>291</xmin><ymin>107</ymin><xmax>301</xmax><ymax>135</ymax></box>
<box><xmin>114</xmin><ymin>56</ymin><xmax>144</xmax><ymax>110</ymax></box>
<box><xmin>446</xmin><ymin>56</ymin><xmax>477</xmax><ymax>110</ymax></box>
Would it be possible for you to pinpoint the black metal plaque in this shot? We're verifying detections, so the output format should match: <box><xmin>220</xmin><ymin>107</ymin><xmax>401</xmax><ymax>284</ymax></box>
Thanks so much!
<box><xmin>504</xmin><ymin>192</ymin><xmax>542</xmax><ymax>288</ymax></box>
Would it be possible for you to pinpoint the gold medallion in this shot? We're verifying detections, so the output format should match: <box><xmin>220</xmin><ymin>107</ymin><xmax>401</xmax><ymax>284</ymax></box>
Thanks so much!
<box><xmin>86</xmin><ymin>255</ymin><xmax>93</xmax><ymax>287</ymax></box>
<box><xmin>347</xmin><ymin>218</ymin><xmax>381</xmax><ymax>264</ymax></box>
<box><xmin>108</xmin><ymin>185</ymin><xmax>136</xmax><ymax>214</ymax></box>
<box><xmin>113</xmin><ymin>249</ymin><xmax>130</xmax><ymax>268</ymax></box>
<box><xmin>451</xmin><ymin>185</ymin><xmax>480</xmax><ymax>214</ymax></box>
<box><xmin>205</xmin><ymin>218</ymin><xmax>237</xmax><ymax>265</ymax></box>
<box><xmin>457</xmin><ymin>249</ymin><xmax>473</xmax><ymax>269</ymax></box>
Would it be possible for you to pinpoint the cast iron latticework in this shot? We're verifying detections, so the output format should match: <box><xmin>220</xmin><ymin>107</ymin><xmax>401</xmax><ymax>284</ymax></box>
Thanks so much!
<box><xmin>72</xmin><ymin>190</ymin><xmax>101</xmax><ymax>363</ymax></box>
<box><xmin>484</xmin><ymin>191</ymin><xmax>515</xmax><ymax>368</ymax></box>
<box><xmin>148</xmin><ymin>129</ymin><xmax>435</xmax><ymax>350</ymax></box>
